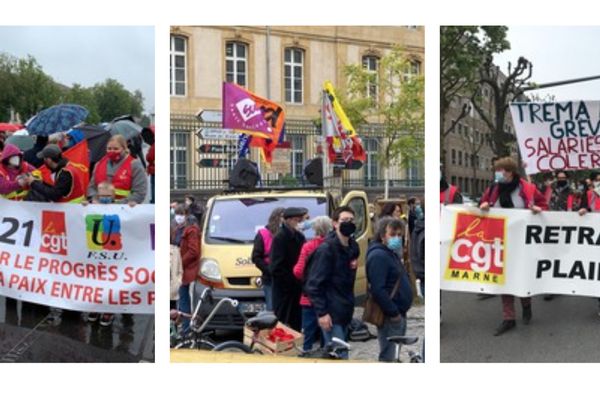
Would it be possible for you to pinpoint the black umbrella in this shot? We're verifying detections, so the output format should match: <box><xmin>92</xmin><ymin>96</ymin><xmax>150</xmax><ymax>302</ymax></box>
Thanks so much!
<box><xmin>69</xmin><ymin>125</ymin><xmax>111</xmax><ymax>163</ymax></box>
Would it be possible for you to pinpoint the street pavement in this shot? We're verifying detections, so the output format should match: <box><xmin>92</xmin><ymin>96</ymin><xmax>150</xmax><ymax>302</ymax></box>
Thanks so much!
<box><xmin>351</xmin><ymin>303</ymin><xmax>424</xmax><ymax>362</ymax></box>
<box><xmin>0</xmin><ymin>296</ymin><xmax>154</xmax><ymax>363</ymax></box>
<box><xmin>208</xmin><ymin>303</ymin><xmax>425</xmax><ymax>362</ymax></box>
<box><xmin>441</xmin><ymin>292</ymin><xmax>600</xmax><ymax>362</ymax></box>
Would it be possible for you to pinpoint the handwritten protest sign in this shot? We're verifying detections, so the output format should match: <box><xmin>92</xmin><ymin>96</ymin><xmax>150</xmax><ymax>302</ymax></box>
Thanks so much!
<box><xmin>0</xmin><ymin>199</ymin><xmax>155</xmax><ymax>313</ymax></box>
<box><xmin>510</xmin><ymin>101</ymin><xmax>600</xmax><ymax>175</ymax></box>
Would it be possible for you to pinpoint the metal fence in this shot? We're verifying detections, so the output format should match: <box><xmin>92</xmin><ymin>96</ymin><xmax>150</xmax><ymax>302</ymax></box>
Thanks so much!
<box><xmin>170</xmin><ymin>113</ymin><xmax>424</xmax><ymax>191</ymax></box>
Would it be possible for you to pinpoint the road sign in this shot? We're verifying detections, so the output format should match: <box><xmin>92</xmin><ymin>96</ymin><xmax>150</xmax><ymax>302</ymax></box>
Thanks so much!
<box><xmin>197</xmin><ymin>159</ymin><xmax>236</xmax><ymax>168</ymax></box>
<box><xmin>197</xmin><ymin>109</ymin><xmax>223</xmax><ymax>123</ymax></box>
<box><xmin>198</xmin><ymin>144</ymin><xmax>236</xmax><ymax>154</ymax></box>
<box><xmin>197</xmin><ymin>128</ymin><xmax>239</xmax><ymax>140</ymax></box>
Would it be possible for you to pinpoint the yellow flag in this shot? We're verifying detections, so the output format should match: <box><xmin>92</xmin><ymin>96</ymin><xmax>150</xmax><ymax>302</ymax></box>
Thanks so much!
<box><xmin>323</xmin><ymin>81</ymin><xmax>357</xmax><ymax>137</ymax></box>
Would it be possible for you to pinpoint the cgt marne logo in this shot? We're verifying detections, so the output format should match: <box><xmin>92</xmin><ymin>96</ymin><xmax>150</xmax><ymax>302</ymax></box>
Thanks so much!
<box><xmin>445</xmin><ymin>212</ymin><xmax>507</xmax><ymax>284</ymax></box>
<box><xmin>85</xmin><ymin>214</ymin><xmax>122</xmax><ymax>251</ymax></box>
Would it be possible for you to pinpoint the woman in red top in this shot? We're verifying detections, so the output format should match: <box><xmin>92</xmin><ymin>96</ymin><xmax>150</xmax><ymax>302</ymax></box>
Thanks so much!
<box><xmin>479</xmin><ymin>157</ymin><xmax>547</xmax><ymax>336</ymax></box>
<box><xmin>293</xmin><ymin>216</ymin><xmax>333</xmax><ymax>351</ymax></box>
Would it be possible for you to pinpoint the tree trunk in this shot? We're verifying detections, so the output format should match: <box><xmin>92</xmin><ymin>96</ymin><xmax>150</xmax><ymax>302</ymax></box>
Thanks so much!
<box><xmin>384</xmin><ymin>165</ymin><xmax>390</xmax><ymax>200</ymax></box>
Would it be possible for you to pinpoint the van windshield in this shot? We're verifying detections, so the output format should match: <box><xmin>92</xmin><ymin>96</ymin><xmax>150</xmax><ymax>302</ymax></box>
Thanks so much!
<box><xmin>205</xmin><ymin>196</ymin><xmax>328</xmax><ymax>244</ymax></box>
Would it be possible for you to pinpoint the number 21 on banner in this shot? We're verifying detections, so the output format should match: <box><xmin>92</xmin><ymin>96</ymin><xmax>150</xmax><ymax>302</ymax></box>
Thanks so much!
<box><xmin>0</xmin><ymin>217</ymin><xmax>34</xmax><ymax>247</ymax></box>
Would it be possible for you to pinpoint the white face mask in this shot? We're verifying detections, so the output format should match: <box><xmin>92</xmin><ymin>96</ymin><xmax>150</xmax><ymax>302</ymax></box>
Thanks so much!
<box><xmin>174</xmin><ymin>215</ymin><xmax>186</xmax><ymax>225</ymax></box>
<box><xmin>8</xmin><ymin>156</ymin><xmax>20</xmax><ymax>167</ymax></box>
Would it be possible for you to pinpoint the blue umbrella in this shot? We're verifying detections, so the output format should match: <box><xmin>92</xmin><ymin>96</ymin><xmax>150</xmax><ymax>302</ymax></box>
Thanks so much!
<box><xmin>26</xmin><ymin>104</ymin><xmax>89</xmax><ymax>136</ymax></box>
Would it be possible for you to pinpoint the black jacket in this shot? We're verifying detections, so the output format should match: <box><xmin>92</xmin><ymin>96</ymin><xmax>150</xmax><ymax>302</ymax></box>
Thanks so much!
<box><xmin>251</xmin><ymin>230</ymin><xmax>272</xmax><ymax>284</ymax></box>
<box><xmin>25</xmin><ymin>159</ymin><xmax>73</xmax><ymax>202</ymax></box>
<box><xmin>410</xmin><ymin>218</ymin><xmax>425</xmax><ymax>281</ymax></box>
<box><xmin>269</xmin><ymin>223</ymin><xmax>305</xmax><ymax>289</ymax></box>
<box><xmin>366</xmin><ymin>241</ymin><xmax>413</xmax><ymax>318</ymax></box>
<box><xmin>305</xmin><ymin>232</ymin><xmax>360</xmax><ymax>326</ymax></box>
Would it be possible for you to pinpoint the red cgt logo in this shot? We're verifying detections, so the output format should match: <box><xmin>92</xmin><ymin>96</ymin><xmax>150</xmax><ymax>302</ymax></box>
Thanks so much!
<box><xmin>39</xmin><ymin>211</ymin><xmax>68</xmax><ymax>256</ymax></box>
<box><xmin>445</xmin><ymin>212</ymin><xmax>506</xmax><ymax>284</ymax></box>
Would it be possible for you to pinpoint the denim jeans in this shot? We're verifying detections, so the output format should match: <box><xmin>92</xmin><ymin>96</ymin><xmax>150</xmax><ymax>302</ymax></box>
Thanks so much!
<box><xmin>420</xmin><ymin>278</ymin><xmax>425</xmax><ymax>300</ymax></box>
<box><xmin>178</xmin><ymin>284</ymin><xmax>191</xmax><ymax>332</ymax></box>
<box><xmin>321</xmin><ymin>323</ymin><xmax>349</xmax><ymax>359</ymax></box>
<box><xmin>378</xmin><ymin>316</ymin><xmax>407</xmax><ymax>362</ymax></box>
<box><xmin>262</xmin><ymin>283</ymin><xmax>273</xmax><ymax>312</ymax></box>
<box><xmin>301</xmin><ymin>306</ymin><xmax>321</xmax><ymax>351</ymax></box>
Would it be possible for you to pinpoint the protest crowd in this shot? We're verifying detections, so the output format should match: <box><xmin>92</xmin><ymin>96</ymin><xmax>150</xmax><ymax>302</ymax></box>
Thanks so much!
<box><xmin>169</xmin><ymin>195</ymin><xmax>425</xmax><ymax>362</ymax></box>
<box><xmin>441</xmin><ymin>154</ymin><xmax>600</xmax><ymax>336</ymax></box>
<box><xmin>0</xmin><ymin>104</ymin><xmax>155</xmax><ymax>327</ymax></box>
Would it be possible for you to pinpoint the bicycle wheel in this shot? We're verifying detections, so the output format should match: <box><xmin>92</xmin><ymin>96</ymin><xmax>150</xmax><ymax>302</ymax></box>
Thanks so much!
<box><xmin>212</xmin><ymin>341</ymin><xmax>253</xmax><ymax>354</ymax></box>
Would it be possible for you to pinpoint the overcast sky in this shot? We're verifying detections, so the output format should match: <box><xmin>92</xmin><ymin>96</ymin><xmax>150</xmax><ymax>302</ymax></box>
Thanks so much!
<box><xmin>0</xmin><ymin>26</ymin><xmax>154</xmax><ymax>113</ymax></box>
<box><xmin>494</xmin><ymin>26</ymin><xmax>600</xmax><ymax>102</ymax></box>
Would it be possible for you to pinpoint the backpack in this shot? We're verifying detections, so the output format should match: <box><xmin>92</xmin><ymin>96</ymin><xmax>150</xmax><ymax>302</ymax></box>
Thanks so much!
<box><xmin>229</xmin><ymin>158</ymin><xmax>260</xmax><ymax>190</ymax></box>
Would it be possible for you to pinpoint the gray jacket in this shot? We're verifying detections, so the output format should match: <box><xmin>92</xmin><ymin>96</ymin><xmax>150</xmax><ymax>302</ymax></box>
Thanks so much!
<box><xmin>87</xmin><ymin>155</ymin><xmax>148</xmax><ymax>204</ymax></box>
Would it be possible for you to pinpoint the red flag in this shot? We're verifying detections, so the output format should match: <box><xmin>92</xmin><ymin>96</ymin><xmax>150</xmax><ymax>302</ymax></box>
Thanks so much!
<box><xmin>37</xmin><ymin>140</ymin><xmax>90</xmax><ymax>189</ymax></box>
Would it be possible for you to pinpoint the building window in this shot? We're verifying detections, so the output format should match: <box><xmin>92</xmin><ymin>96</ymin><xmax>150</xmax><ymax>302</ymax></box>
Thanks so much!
<box><xmin>284</xmin><ymin>48</ymin><xmax>304</xmax><ymax>104</ymax></box>
<box><xmin>290</xmin><ymin>134</ymin><xmax>305</xmax><ymax>179</ymax></box>
<box><xmin>458</xmin><ymin>151</ymin><xmax>462</xmax><ymax>166</ymax></box>
<box><xmin>403</xmin><ymin>60</ymin><xmax>421</xmax><ymax>81</ymax></box>
<box><xmin>170</xmin><ymin>132</ymin><xmax>188</xmax><ymax>189</ymax></box>
<box><xmin>362</xmin><ymin>55</ymin><xmax>379</xmax><ymax>99</ymax></box>
<box><xmin>451</xmin><ymin>149</ymin><xmax>456</xmax><ymax>165</ymax></box>
<box><xmin>170</xmin><ymin>36</ymin><xmax>187</xmax><ymax>96</ymax></box>
<box><xmin>405</xmin><ymin>159</ymin><xmax>421</xmax><ymax>182</ymax></box>
<box><xmin>465</xmin><ymin>152</ymin><xmax>469</xmax><ymax>168</ymax></box>
<box><xmin>364</xmin><ymin>137</ymin><xmax>379</xmax><ymax>186</ymax></box>
<box><xmin>226</xmin><ymin>41</ymin><xmax>248</xmax><ymax>87</ymax></box>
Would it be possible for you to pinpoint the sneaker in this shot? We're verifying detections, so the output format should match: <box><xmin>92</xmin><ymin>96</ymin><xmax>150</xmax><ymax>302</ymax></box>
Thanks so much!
<box><xmin>522</xmin><ymin>305</ymin><xmax>532</xmax><ymax>325</ymax></box>
<box><xmin>87</xmin><ymin>313</ymin><xmax>99</xmax><ymax>323</ymax></box>
<box><xmin>99</xmin><ymin>314</ymin><xmax>114</xmax><ymax>327</ymax></box>
<box><xmin>494</xmin><ymin>320</ymin><xmax>516</xmax><ymax>336</ymax></box>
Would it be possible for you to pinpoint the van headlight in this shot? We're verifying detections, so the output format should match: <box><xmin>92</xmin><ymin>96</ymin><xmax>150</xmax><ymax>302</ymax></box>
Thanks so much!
<box><xmin>200</xmin><ymin>258</ymin><xmax>221</xmax><ymax>281</ymax></box>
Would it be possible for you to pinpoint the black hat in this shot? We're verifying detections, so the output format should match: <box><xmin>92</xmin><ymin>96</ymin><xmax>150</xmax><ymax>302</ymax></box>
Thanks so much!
<box><xmin>283</xmin><ymin>207</ymin><xmax>308</xmax><ymax>219</ymax></box>
<box><xmin>36</xmin><ymin>144</ymin><xmax>62</xmax><ymax>160</ymax></box>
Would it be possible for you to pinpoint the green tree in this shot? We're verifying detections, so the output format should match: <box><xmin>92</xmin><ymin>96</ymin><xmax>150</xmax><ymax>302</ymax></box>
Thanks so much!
<box><xmin>344</xmin><ymin>47</ymin><xmax>425</xmax><ymax>198</ymax></box>
<box><xmin>63</xmin><ymin>84</ymin><xmax>101</xmax><ymax>124</ymax></box>
<box><xmin>440</xmin><ymin>26</ymin><xmax>510</xmax><ymax>172</ymax></box>
<box><xmin>92</xmin><ymin>78</ymin><xmax>144</xmax><ymax>122</ymax></box>
<box><xmin>0</xmin><ymin>54</ymin><xmax>63</xmax><ymax>121</ymax></box>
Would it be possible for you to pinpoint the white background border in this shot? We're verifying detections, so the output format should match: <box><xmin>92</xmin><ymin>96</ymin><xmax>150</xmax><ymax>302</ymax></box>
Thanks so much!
<box><xmin>0</xmin><ymin>0</ymin><xmax>597</xmax><ymax>399</ymax></box>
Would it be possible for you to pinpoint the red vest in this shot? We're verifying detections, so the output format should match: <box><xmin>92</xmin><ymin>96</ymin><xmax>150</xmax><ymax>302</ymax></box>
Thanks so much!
<box><xmin>94</xmin><ymin>154</ymin><xmax>134</xmax><ymax>200</ymax></box>
<box><xmin>59</xmin><ymin>162</ymin><xmax>86</xmax><ymax>203</ymax></box>
<box><xmin>0</xmin><ymin>162</ymin><xmax>32</xmax><ymax>201</ymax></box>
<box><xmin>440</xmin><ymin>185</ymin><xmax>458</xmax><ymax>205</ymax></box>
<box><xmin>587</xmin><ymin>190</ymin><xmax>600</xmax><ymax>212</ymax></box>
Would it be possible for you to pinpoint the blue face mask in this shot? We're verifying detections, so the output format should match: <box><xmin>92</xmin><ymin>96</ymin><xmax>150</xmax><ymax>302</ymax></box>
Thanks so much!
<box><xmin>415</xmin><ymin>205</ymin><xmax>424</xmax><ymax>220</ymax></box>
<box><xmin>300</xmin><ymin>220</ymin><xmax>314</xmax><ymax>231</ymax></box>
<box><xmin>495</xmin><ymin>171</ymin><xmax>506</xmax><ymax>183</ymax></box>
<box><xmin>387</xmin><ymin>236</ymin><xmax>403</xmax><ymax>252</ymax></box>
<box><xmin>98</xmin><ymin>197</ymin><xmax>113</xmax><ymax>204</ymax></box>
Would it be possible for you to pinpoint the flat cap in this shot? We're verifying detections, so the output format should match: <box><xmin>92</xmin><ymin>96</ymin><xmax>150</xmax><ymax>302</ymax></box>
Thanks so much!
<box><xmin>283</xmin><ymin>207</ymin><xmax>308</xmax><ymax>219</ymax></box>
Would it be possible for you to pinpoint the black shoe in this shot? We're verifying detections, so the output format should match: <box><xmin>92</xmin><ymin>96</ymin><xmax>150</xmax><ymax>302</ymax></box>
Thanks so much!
<box><xmin>494</xmin><ymin>320</ymin><xmax>516</xmax><ymax>336</ymax></box>
<box><xmin>523</xmin><ymin>306</ymin><xmax>532</xmax><ymax>325</ymax></box>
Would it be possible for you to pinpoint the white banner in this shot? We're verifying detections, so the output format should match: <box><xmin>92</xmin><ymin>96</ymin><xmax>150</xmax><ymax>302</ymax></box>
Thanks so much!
<box><xmin>0</xmin><ymin>199</ymin><xmax>155</xmax><ymax>313</ymax></box>
<box><xmin>441</xmin><ymin>205</ymin><xmax>600</xmax><ymax>297</ymax></box>
<box><xmin>510</xmin><ymin>100</ymin><xmax>600</xmax><ymax>175</ymax></box>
